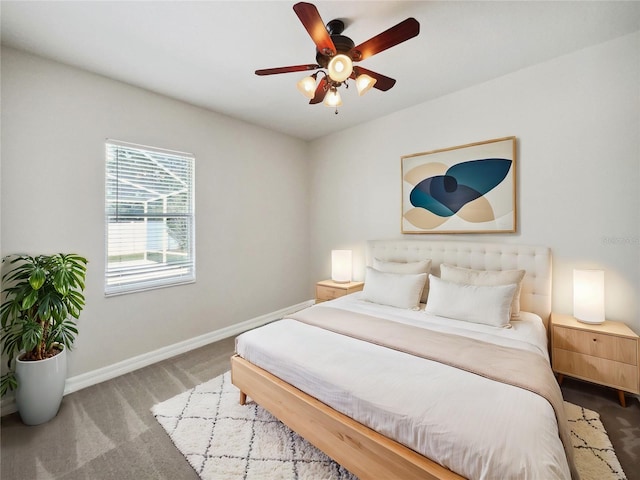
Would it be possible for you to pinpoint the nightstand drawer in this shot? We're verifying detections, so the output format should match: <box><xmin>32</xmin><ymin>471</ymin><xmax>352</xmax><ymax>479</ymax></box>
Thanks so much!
<box><xmin>553</xmin><ymin>327</ymin><xmax>637</xmax><ymax>365</ymax></box>
<box><xmin>316</xmin><ymin>285</ymin><xmax>346</xmax><ymax>301</ymax></box>
<box><xmin>553</xmin><ymin>348</ymin><xmax>639</xmax><ymax>393</ymax></box>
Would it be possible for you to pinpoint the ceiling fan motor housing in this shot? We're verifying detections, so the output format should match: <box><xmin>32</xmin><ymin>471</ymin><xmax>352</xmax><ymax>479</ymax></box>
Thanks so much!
<box><xmin>316</xmin><ymin>19</ymin><xmax>356</xmax><ymax>67</ymax></box>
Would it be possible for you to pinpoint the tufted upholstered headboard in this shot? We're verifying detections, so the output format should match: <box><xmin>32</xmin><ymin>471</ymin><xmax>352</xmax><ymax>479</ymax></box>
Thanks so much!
<box><xmin>366</xmin><ymin>240</ymin><xmax>552</xmax><ymax>329</ymax></box>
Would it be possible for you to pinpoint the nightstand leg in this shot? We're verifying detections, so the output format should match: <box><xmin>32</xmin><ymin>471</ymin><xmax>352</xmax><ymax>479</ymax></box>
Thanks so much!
<box><xmin>556</xmin><ymin>373</ymin><xmax>564</xmax><ymax>385</ymax></box>
<box><xmin>239</xmin><ymin>391</ymin><xmax>247</xmax><ymax>406</ymax></box>
<box><xmin>617</xmin><ymin>390</ymin><xmax>626</xmax><ymax>408</ymax></box>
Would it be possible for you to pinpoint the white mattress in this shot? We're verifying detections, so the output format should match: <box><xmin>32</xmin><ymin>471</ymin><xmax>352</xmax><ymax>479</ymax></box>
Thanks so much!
<box><xmin>235</xmin><ymin>293</ymin><xmax>570</xmax><ymax>480</ymax></box>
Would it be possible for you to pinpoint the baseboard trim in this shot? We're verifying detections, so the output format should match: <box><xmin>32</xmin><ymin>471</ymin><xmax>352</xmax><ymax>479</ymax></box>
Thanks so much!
<box><xmin>1</xmin><ymin>299</ymin><xmax>314</xmax><ymax>417</ymax></box>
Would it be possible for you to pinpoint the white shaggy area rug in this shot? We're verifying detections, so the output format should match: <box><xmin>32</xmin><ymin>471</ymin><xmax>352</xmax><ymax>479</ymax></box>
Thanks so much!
<box><xmin>564</xmin><ymin>402</ymin><xmax>627</xmax><ymax>480</ymax></box>
<box><xmin>152</xmin><ymin>371</ymin><xmax>626</xmax><ymax>480</ymax></box>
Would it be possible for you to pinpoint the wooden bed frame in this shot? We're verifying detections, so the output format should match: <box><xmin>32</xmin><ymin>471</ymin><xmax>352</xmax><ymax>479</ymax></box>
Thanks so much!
<box><xmin>231</xmin><ymin>240</ymin><xmax>552</xmax><ymax>480</ymax></box>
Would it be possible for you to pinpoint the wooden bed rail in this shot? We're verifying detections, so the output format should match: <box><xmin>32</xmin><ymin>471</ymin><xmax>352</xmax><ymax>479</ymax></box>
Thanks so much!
<box><xmin>231</xmin><ymin>355</ymin><xmax>464</xmax><ymax>480</ymax></box>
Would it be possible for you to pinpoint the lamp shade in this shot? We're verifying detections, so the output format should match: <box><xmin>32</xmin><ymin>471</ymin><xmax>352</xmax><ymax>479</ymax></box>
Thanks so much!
<box><xmin>327</xmin><ymin>54</ymin><xmax>353</xmax><ymax>83</ymax></box>
<box><xmin>356</xmin><ymin>74</ymin><xmax>377</xmax><ymax>96</ymax></box>
<box><xmin>331</xmin><ymin>250</ymin><xmax>352</xmax><ymax>283</ymax></box>
<box><xmin>573</xmin><ymin>269</ymin><xmax>605</xmax><ymax>324</ymax></box>
<box><xmin>323</xmin><ymin>88</ymin><xmax>342</xmax><ymax>108</ymax></box>
<box><xmin>296</xmin><ymin>75</ymin><xmax>317</xmax><ymax>99</ymax></box>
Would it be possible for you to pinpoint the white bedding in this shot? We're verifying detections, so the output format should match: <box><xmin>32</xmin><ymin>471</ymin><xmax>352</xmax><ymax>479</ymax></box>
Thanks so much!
<box><xmin>235</xmin><ymin>293</ymin><xmax>570</xmax><ymax>480</ymax></box>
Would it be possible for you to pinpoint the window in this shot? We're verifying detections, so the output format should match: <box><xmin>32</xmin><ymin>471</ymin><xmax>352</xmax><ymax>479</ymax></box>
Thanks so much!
<box><xmin>105</xmin><ymin>140</ymin><xmax>195</xmax><ymax>295</ymax></box>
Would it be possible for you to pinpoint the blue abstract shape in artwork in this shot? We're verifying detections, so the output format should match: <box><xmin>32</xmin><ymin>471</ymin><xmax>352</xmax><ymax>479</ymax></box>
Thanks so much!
<box><xmin>409</xmin><ymin>159</ymin><xmax>512</xmax><ymax>217</ymax></box>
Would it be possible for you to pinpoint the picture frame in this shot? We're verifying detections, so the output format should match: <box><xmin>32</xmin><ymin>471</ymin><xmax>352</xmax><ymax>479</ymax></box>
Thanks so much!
<box><xmin>401</xmin><ymin>136</ymin><xmax>516</xmax><ymax>234</ymax></box>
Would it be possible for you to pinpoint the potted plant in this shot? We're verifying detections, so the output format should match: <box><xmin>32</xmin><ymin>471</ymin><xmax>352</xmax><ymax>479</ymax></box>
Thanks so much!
<box><xmin>0</xmin><ymin>253</ymin><xmax>87</xmax><ymax>425</ymax></box>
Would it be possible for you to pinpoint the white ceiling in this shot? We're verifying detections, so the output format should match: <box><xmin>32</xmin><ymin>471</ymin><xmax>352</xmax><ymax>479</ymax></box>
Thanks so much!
<box><xmin>2</xmin><ymin>1</ymin><xmax>639</xmax><ymax>141</ymax></box>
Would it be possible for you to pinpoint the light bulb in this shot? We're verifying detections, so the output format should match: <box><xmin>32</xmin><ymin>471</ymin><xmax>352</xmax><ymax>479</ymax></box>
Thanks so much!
<box><xmin>327</xmin><ymin>54</ymin><xmax>353</xmax><ymax>83</ymax></box>
<box><xmin>355</xmin><ymin>74</ymin><xmax>377</xmax><ymax>96</ymax></box>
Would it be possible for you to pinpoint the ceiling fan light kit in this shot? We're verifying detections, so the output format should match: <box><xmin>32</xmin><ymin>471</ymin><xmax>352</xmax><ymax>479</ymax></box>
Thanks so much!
<box><xmin>255</xmin><ymin>2</ymin><xmax>420</xmax><ymax>114</ymax></box>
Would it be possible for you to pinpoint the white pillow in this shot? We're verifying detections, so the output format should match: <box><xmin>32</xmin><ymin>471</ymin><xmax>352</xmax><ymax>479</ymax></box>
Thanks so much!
<box><xmin>439</xmin><ymin>264</ymin><xmax>525</xmax><ymax>319</ymax></box>
<box><xmin>424</xmin><ymin>275</ymin><xmax>517</xmax><ymax>328</ymax></box>
<box><xmin>362</xmin><ymin>267</ymin><xmax>427</xmax><ymax>310</ymax></box>
<box><xmin>372</xmin><ymin>258</ymin><xmax>432</xmax><ymax>303</ymax></box>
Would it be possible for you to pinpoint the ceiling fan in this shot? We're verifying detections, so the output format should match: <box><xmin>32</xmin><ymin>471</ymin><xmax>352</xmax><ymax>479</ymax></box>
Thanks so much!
<box><xmin>255</xmin><ymin>2</ymin><xmax>420</xmax><ymax>112</ymax></box>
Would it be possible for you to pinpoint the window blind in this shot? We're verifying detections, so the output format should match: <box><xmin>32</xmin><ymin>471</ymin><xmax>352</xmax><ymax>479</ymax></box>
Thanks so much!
<box><xmin>105</xmin><ymin>140</ymin><xmax>195</xmax><ymax>295</ymax></box>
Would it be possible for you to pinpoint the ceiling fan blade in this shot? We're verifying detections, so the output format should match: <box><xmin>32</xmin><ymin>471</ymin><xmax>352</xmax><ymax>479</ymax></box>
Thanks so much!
<box><xmin>352</xmin><ymin>66</ymin><xmax>396</xmax><ymax>91</ymax></box>
<box><xmin>255</xmin><ymin>64</ymin><xmax>320</xmax><ymax>76</ymax></box>
<box><xmin>293</xmin><ymin>2</ymin><xmax>336</xmax><ymax>56</ymax></box>
<box><xmin>350</xmin><ymin>18</ymin><xmax>420</xmax><ymax>61</ymax></box>
<box><xmin>309</xmin><ymin>76</ymin><xmax>329</xmax><ymax>104</ymax></box>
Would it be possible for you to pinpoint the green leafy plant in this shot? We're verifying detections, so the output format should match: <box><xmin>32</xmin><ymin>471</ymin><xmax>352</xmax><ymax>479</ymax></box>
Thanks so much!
<box><xmin>0</xmin><ymin>253</ymin><xmax>88</xmax><ymax>396</ymax></box>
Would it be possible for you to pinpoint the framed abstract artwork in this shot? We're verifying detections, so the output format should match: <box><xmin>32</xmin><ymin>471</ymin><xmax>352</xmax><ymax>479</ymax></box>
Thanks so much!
<box><xmin>401</xmin><ymin>137</ymin><xmax>517</xmax><ymax>234</ymax></box>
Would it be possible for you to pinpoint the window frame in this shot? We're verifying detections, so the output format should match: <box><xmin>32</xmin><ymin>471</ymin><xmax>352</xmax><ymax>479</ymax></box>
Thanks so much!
<box><xmin>104</xmin><ymin>139</ymin><xmax>196</xmax><ymax>296</ymax></box>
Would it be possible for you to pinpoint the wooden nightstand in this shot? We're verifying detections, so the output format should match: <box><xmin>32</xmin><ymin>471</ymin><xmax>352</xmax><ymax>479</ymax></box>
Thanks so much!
<box><xmin>551</xmin><ymin>313</ymin><xmax>640</xmax><ymax>406</ymax></box>
<box><xmin>315</xmin><ymin>280</ymin><xmax>364</xmax><ymax>303</ymax></box>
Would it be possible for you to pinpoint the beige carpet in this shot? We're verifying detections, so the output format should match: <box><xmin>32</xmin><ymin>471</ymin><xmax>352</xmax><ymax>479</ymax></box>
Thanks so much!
<box><xmin>152</xmin><ymin>371</ymin><xmax>626</xmax><ymax>480</ymax></box>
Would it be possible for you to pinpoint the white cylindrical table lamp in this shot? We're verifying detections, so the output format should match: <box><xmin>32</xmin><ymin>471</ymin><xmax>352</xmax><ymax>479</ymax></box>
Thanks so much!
<box><xmin>331</xmin><ymin>250</ymin><xmax>352</xmax><ymax>284</ymax></box>
<box><xmin>573</xmin><ymin>269</ymin><xmax>605</xmax><ymax>324</ymax></box>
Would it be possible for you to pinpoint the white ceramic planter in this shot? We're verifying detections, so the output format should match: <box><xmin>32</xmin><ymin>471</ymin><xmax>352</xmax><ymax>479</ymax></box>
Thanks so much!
<box><xmin>15</xmin><ymin>345</ymin><xmax>67</xmax><ymax>425</ymax></box>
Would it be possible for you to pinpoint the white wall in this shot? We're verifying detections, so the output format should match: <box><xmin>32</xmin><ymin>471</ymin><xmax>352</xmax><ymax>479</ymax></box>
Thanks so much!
<box><xmin>1</xmin><ymin>47</ymin><xmax>311</xmax><ymax>377</ymax></box>
<box><xmin>1</xmin><ymin>29</ymin><xmax>639</xmax><ymax>386</ymax></box>
<box><xmin>309</xmin><ymin>32</ymin><xmax>640</xmax><ymax>332</ymax></box>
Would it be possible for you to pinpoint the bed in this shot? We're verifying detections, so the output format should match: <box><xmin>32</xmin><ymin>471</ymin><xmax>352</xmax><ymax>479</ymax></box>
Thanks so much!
<box><xmin>232</xmin><ymin>240</ymin><xmax>578</xmax><ymax>480</ymax></box>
